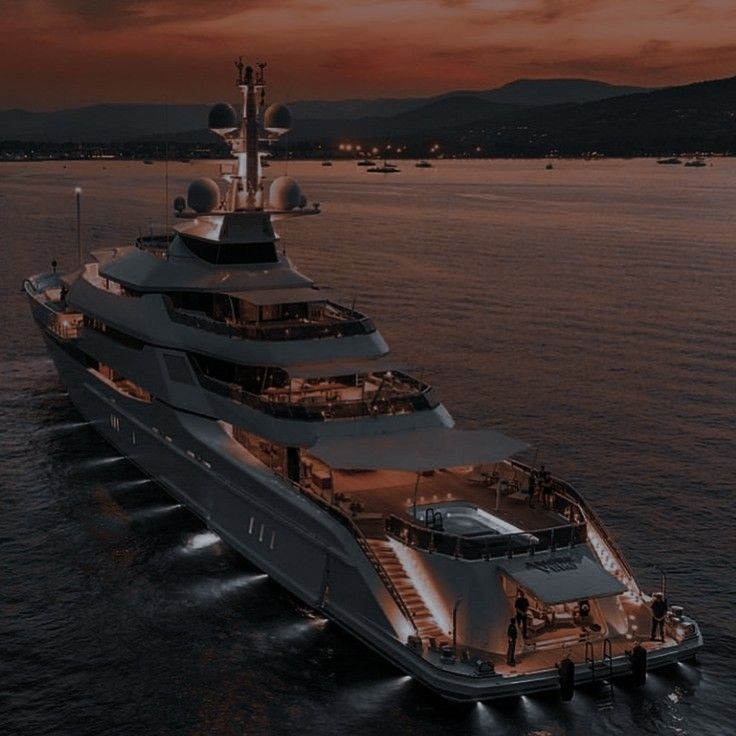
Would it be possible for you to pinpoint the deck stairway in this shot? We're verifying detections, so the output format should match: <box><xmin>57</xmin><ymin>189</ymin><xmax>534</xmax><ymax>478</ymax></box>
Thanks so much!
<box><xmin>367</xmin><ymin>538</ymin><xmax>448</xmax><ymax>645</ymax></box>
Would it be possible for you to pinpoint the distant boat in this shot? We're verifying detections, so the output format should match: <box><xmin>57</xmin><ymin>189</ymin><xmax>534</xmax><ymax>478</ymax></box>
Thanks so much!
<box><xmin>545</xmin><ymin>163</ymin><xmax>554</xmax><ymax>170</ymax></box>
<box><xmin>415</xmin><ymin>160</ymin><xmax>433</xmax><ymax>168</ymax></box>
<box><xmin>143</xmin><ymin>159</ymin><xmax>154</xmax><ymax>165</ymax></box>
<box><xmin>684</xmin><ymin>157</ymin><xmax>707</xmax><ymax>168</ymax></box>
<box><xmin>657</xmin><ymin>157</ymin><xmax>682</xmax><ymax>165</ymax></box>
<box><xmin>356</xmin><ymin>158</ymin><xmax>374</xmax><ymax>167</ymax></box>
<box><xmin>367</xmin><ymin>161</ymin><xmax>400</xmax><ymax>173</ymax></box>
<box><xmin>179</xmin><ymin>158</ymin><xmax>191</xmax><ymax>164</ymax></box>
<box><xmin>321</xmin><ymin>160</ymin><xmax>333</xmax><ymax>167</ymax></box>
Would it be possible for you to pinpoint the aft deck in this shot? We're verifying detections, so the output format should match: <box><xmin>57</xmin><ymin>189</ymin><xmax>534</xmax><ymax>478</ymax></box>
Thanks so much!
<box><xmin>322</xmin><ymin>462</ymin><xmax>571</xmax><ymax>535</ymax></box>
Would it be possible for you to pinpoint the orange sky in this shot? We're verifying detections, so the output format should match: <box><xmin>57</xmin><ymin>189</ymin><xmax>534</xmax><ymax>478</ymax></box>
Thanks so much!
<box><xmin>1</xmin><ymin>0</ymin><xmax>736</xmax><ymax>109</ymax></box>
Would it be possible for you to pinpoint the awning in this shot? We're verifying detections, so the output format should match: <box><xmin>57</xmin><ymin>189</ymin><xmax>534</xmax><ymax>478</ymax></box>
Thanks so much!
<box><xmin>227</xmin><ymin>287</ymin><xmax>326</xmax><ymax>305</ymax></box>
<box><xmin>285</xmin><ymin>357</ymin><xmax>398</xmax><ymax>379</ymax></box>
<box><xmin>307</xmin><ymin>427</ymin><xmax>527</xmax><ymax>472</ymax></box>
<box><xmin>498</xmin><ymin>554</ymin><xmax>626</xmax><ymax>605</ymax></box>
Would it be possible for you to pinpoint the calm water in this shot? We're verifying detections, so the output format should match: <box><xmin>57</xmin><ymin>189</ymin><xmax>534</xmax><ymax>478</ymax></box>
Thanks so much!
<box><xmin>1</xmin><ymin>159</ymin><xmax>734</xmax><ymax>735</ymax></box>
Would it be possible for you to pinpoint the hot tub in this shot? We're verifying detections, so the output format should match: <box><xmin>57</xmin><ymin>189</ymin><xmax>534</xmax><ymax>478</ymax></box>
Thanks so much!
<box><xmin>412</xmin><ymin>501</ymin><xmax>524</xmax><ymax>537</ymax></box>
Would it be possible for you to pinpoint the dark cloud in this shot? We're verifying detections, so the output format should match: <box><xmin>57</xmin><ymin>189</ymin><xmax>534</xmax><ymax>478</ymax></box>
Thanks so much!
<box><xmin>522</xmin><ymin>41</ymin><xmax>736</xmax><ymax>79</ymax></box>
<box><xmin>472</xmin><ymin>0</ymin><xmax>608</xmax><ymax>27</ymax></box>
<box><xmin>18</xmin><ymin>0</ymin><xmax>265</xmax><ymax>29</ymax></box>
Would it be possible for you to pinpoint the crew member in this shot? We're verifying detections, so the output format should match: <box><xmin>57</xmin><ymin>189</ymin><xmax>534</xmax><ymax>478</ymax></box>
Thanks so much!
<box><xmin>540</xmin><ymin>465</ymin><xmax>553</xmax><ymax>509</ymax></box>
<box><xmin>526</xmin><ymin>470</ymin><xmax>536</xmax><ymax>508</ymax></box>
<box><xmin>506</xmin><ymin>617</ymin><xmax>518</xmax><ymax>665</ymax></box>
<box><xmin>650</xmin><ymin>592</ymin><xmax>668</xmax><ymax>642</ymax></box>
<box><xmin>515</xmin><ymin>589</ymin><xmax>530</xmax><ymax>639</ymax></box>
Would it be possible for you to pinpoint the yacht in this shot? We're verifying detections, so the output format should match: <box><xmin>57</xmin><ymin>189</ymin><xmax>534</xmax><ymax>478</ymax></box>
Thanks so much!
<box><xmin>25</xmin><ymin>60</ymin><xmax>702</xmax><ymax>702</ymax></box>
<box><xmin>367</xmin><ymin>160</ymin><xmax>400</xmax><ymax>173</ymax></box>
<box><xmin>415</xmin><ymin>160</ymin><xmax>433</xmax><ymax>168</ymax></box>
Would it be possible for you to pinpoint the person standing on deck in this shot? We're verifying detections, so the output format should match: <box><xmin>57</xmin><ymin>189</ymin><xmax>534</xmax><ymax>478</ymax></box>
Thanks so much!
<box><xmin>540</xmin><ymin>465</ymin><xmax>553</xmax><ymax>510</ymax></box>
<box><xmin>515</xmin><ymin>589</ymin><xmax>530</xmax><ymax>639</ymax></box>
<box><xmin>507</xmin><ymin>617</ymin><xmax>518</xmax><ymax>665</ymax></box>
<box><xmin>650</xmin><ymin>592</ymin><xmax>668</xmax><ymax>642</ymax></box>
<box><xmin>526</xmin><ymin>469</ymin><xmax>537</xmax><ymax>508</ymax></box>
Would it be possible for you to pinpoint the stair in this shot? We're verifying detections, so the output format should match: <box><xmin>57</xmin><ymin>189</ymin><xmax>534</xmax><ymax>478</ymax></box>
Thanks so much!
<box><xmin>595</xmin><ymin>680</ymin><xmax>615</xmax><ymax>712</ymax></box>
<box><xmin>368</xmin><ymin>538</ymin><xmax>448</xmax><ymax>644</ymax></box>
<box><xmin>586</xmin><ymin>638</ymin><xmax>615</xmax><ymax>711</ymax></box>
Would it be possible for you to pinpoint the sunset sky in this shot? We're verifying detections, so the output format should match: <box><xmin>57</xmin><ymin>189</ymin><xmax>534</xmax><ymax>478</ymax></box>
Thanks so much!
<box><xmin>1</xmin><ymin>0</ymin><xmax>735</xmax><ymax>109</ymax></box>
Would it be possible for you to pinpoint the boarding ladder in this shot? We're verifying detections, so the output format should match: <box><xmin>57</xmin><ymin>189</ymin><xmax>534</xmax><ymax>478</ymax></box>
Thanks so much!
<box><xmin>585</xmin><ymin>639</ymin><xmax>615</xmax><ymax>711</ymax></box>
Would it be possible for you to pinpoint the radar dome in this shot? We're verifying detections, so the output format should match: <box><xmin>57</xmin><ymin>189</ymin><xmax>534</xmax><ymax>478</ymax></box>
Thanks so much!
<box><xmin>208</xmin><ymin>103</ymin><xmax>238</xmax><ymax>134</ymax></box>
<box><xmin>263</xmin><ymin>103</ymin><xmax>292</xmax><ymax>134</ymax></box>
<box><xmin>173</xmin><ymin>195</ymin><xmax>186</xmax><ymax>213</ymax></box>
<box><xmin>187</xmin><ymin>178</ymin><xmax>220</xmax><ymax>213</ymax></box>
<box><xmin>270</xmin><ymin>176</ymin><xmax>304</xmax><ymax>211</ymax></box>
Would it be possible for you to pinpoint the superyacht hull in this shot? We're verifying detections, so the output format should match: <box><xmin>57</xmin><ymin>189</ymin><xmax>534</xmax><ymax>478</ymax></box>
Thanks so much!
<box><xmin>23</xmin><ymin>60</ymin><xmax>702</xmax><ymax>702</ymax></box>
<box><xmin>38</xmin><ymin>327</ymin><xmax>703</xmax><ymax>702</ymax></box>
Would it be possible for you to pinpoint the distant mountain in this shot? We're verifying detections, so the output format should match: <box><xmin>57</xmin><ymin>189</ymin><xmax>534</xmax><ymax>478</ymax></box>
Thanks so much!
<box><xmin>2</xmin><ymin>76</ymin><xmax>733</xmax><ymax>156</ymax></box>
<box><xmin>287</xmin><ymin>79</ymin><xmax>648</xmax><ymax>120</ymax></box>
<box><xmin>0</xmin><ymin>78</ymin><xmax>648</xmax><ymax>142</ymax></box>
<box><xmin>291</xmin><ymin>96</ymin><xmax>525</xmax><ymax>141</ymax></box>
<box><xmin>0</xmin><ymin>104</ymin><xmax>209</xmax><ymax>142</ymax></box>
<box><xmin>474</xmin><ymin>78</ymin><xmax>649</xmax><ymax>106</ymax></box>
<box><xmin>446</xmin><ymin>75</ymin><xmax>736</xmax><ymax>155</ymax></box>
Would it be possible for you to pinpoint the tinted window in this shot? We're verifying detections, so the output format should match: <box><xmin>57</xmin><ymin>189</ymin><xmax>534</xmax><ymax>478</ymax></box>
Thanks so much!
<box><xmin>181</xmin><ymin>235</ymin><xmax>278</xmax><ymax>265</ymax></box>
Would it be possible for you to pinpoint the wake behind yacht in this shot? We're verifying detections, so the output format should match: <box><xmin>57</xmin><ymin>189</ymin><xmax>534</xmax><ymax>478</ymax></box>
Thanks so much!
<box><xmin>25</xmin><ymin>60</ymin><xmax>702</xmax><ymax>702</ymax></box>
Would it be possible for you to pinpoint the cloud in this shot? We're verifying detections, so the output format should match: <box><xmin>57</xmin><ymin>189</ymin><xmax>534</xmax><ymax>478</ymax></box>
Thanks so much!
<box><xmin>10</xmin><ymin>0</ymin><xmax>266</xmax><ymax>29</ymax></box>
<box><xmin>520</xmin><ymin>40</ymin><xmax>736</xmax><ymax>80</ymax></box>
<box><xmin>470</xmin><ymin>0</ymin><xmax>609</xmax><ymax>27</ymax></box>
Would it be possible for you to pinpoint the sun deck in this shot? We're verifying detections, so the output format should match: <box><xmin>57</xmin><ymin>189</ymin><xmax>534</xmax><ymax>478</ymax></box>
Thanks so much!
<box><xmin>314</xmin><ymin>462</ymin><xmax>573</xmax><ymax>536</ymax></box>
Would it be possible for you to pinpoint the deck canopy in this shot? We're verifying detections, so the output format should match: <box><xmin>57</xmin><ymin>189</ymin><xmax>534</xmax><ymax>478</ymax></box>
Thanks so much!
<box><xmin>307</xmin><ymin>427</ymin><xmax>527</xmax><ymax>472</ymax></box>
<box><xmin>229</xmin><ymin>287</ymin><xmax>326</xmax><ymax>305</ymax></box>
<box><xmin>285</xmin><ymin>357</ymin><xmax>398</xmax><ymax>379</ymax></box>
<box><xmin>499</xmin><ymin>555</ymin><xmax>627</xmax><ymax>605</ymax></box>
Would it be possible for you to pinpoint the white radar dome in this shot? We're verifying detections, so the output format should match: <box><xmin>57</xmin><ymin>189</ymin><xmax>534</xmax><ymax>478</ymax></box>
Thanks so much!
<box><xmin>187</xmin><ymin>178</ymin><xmax>220</xmax><ymax>213</ymax></box>
<box><xmin>270</xmin><ymin>176</ymin><xmax>305</xmax><ymax>211</ymax></box>
<box><xmin>263</xmin><ymin>103</ymin><xmax>292</xmax><ymax>134</ymax></box>
<box><xmin>208</xmin><ymin>103</ymin><xmax>238</xmax><ymax>134</ymax></box>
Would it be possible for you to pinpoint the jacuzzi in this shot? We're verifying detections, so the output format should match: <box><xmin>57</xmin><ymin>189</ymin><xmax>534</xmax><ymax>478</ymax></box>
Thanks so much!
<box><xmin>412</xmin><ymin>500</ymin><xmax>524</xmax><ymax>537</ymax></box>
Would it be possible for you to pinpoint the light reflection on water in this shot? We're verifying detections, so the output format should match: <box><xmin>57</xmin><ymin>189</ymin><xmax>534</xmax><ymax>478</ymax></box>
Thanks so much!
<box><xmin>1</xmin><ymin>159</ymin><xmax>732</xmax><ymax>736</ymax></box>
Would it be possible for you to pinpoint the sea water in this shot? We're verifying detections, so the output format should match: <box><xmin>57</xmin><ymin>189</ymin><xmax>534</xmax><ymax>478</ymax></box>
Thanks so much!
<box><xmin>1</xmin><ymin>158</ymin><xmax>734</xmax><ymax>735</ymax></box>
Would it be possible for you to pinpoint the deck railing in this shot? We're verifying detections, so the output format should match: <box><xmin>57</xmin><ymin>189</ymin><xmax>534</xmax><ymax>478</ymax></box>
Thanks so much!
<box><xmin>195</xmin><ymin>367</ymin><xmax>435</xmax><ymax>421</ymax></box>
<box><xmin>385</xmin><ymin>514</ymin><xmax>587</xmax><ymax>561</ymax></box>
<box><xmin>25</xmin><ymin>284</ymin><xmax>83</xmax><ymax>340</ymax></box>
<box><xmin>508</xmin><ymin>459</ymin><xmax>639</xmax><ymax>583</ymax></box>
<box><xmin>164</xmin><ymin>297</ymin><xmax>376</xmax><ymax>342</ymax></box>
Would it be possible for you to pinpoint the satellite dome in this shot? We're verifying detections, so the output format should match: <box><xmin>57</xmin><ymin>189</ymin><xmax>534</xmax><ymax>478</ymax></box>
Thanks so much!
<box><xmin>173</xmin><ymin>195</ymin><xmax>186</xmax><ymax>213</ymax></box>
<box><xmin>187</xmin><ymin>178</ymin><xmax>220</xmax><ymax>213</ymax></box>
<box><xmin>269</xmin><ymin>176</ymin><xmax>304</xmax><ymax>211</ymax></box>
<box><xmin>208</xmin><ymin>103</ymin><xmax>238</xmax><ymax>134</ymax></box>
<box><xmin>263</xmin><ymin>103</ymin><xmax>292</xmax><ymax>134</ymax></box>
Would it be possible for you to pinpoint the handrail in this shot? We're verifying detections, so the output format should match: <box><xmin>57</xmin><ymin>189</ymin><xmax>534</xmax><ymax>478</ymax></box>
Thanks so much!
<box><xmin>164</xmin><ymin>296</ymin><xmax>376</xmax><ymax>342</ymax></box>
<box><xmin>193</xmin><ymin>364</ymin><xmax>435</xmax><ymax>422</ymax></box>
<box><xmin>585</xmin><ymin>641</ymin><xmax>596</xmax><ymax>682</ymax></box>
<box><xmin>281</xmin><ymin>476</ymin><xmax>418</xmax><ymax>634</ymax></box>
<box><xmin>385</xmin><ymin>513</ymin><xmax>587</xmax><ymax>561</ymax></box>
<box><xmin>26</xmin><ymin>285</ymin><xmax>83</xmax><ymax>340</ymax></box>
<box><xmin>354</xmin><ymin>535</ymin><xmax>418</xmax><ymax>634</ymax></box>
<box><xmin>603</xmin><ymin>637</ymin><xmax>613</xmax><ymax>680</ymax></box>
<box><xmin>509</xmin><ymin>459</ymin><xmax>638</xmax><ymax>584</ymax></box>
